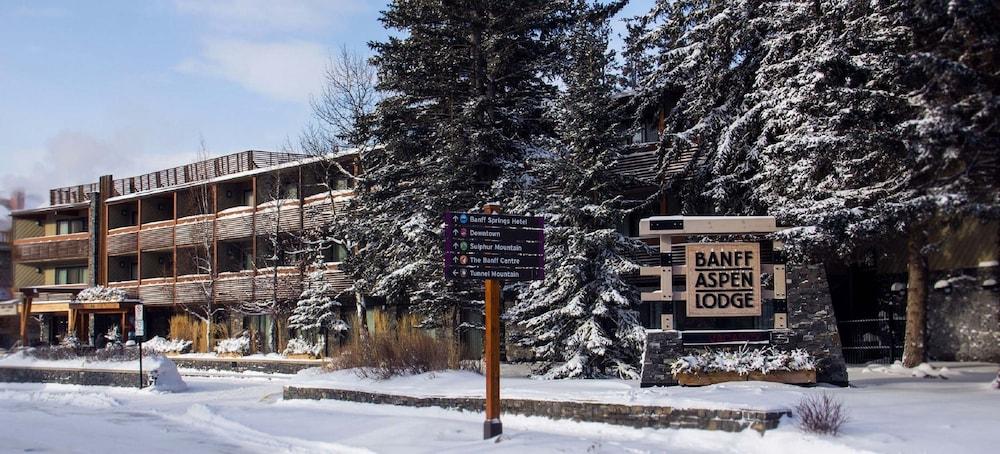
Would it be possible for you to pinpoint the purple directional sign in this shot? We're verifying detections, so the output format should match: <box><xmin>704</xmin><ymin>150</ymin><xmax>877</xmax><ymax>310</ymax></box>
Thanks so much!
<box><xmin>444</xmin><ymin>211</ymin><xmax>545</xmax><ymax>281</ymax></box>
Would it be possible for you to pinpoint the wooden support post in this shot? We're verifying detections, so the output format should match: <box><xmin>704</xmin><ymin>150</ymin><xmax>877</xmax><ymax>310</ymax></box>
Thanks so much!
<box><xmin>19</xmin><ymin>296</ymin><xmax>32</xmax><ymax>347</ymax></box>
<box><xmin>482</xmin><ymin>203</ymin><xmax>502</xmax><ymax>439</ymax></box>
<box><xmin>68</xmin><ymin>307</ymin><xmax>78</xmax><ymax>338</ymax></box>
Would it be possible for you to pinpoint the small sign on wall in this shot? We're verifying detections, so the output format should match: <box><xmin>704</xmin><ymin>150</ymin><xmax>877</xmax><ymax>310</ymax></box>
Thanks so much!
<box><xmin>685</xmin><ymin>243</ymin><xmax>761</xmax><ymax>317</ymax></box>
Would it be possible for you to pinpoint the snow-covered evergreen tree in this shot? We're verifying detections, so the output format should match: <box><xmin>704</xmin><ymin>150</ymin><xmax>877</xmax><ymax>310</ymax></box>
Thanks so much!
<box><xmin>508</xmin><ymin>1</ymin><xmax>646</xmax><ymax>379</ymax></box>
<box><xmin>342</xmin><ymin>1</ymin><xmax>571</xmax><ymax>338</ymax></box>
<box><xmin>289</xmin><ymin>256</ymin><xmax>343</xmax><ymax>334</ymax></box>
<box><xmin>628</xmin><ymin>0</ymin><xmax>999</xmax><ymax>366</ymax></box>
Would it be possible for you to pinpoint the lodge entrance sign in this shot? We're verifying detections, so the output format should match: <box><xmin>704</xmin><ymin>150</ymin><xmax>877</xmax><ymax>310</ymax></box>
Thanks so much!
<box><xmin>637</xmin><ymin>216</ymin><xmax>847</xmax><ymax>387</ymax></box>
<box><xmin>685</xmin><ymin>243</ymin><xmax>761</xmax><ymax>317</ymax></box>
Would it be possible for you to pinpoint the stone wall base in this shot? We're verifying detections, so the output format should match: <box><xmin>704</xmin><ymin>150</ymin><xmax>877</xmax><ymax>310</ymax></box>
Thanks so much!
<box><xmin>0</xmin><ymin>366</ymin><xmax>153</xmax><ymax>388</ymax></box>
<box><xmin>283</xmin><ymin>386</ymin><xmax>790</xmax><ymax>433</ymax></box>
<box><xmin>169</xmin><ymin>356</ymin><xmax>325</xmax><ymax>374</ymax></box>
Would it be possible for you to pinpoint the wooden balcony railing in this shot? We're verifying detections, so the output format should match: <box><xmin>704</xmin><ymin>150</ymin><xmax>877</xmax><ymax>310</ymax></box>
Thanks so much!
<box><xmin>12</xmin><ymin>233</ymin><xmax>89</xmax><ymax>263</ymax></box>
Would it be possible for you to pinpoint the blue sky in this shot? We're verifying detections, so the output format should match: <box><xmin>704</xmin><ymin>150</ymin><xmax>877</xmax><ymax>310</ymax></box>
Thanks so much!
<box><xmin>0</xmin><ymin>0</ymin><xmax>651</xmax><ymax>215</ymax></box>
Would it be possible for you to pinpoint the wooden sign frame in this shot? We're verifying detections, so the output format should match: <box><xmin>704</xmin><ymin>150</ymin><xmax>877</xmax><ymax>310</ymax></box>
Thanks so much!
<box><xmin>685</xmin><ymin>242</ymin><xmax>761</xmax><ymax>317</ymax></box>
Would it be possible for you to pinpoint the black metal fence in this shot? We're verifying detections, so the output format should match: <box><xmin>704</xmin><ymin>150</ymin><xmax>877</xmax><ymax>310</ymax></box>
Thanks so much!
<box><xmin>837</xmin><ymin>279</ymin><xmax>907</xmax><ymax>365</ymax></box>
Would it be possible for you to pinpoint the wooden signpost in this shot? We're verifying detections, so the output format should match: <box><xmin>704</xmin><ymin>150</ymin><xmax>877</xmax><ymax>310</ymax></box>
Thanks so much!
<box><xmin>443</xmin><ymin>205</ymin><xmax>544</xmax><ymax>439</ymax></box>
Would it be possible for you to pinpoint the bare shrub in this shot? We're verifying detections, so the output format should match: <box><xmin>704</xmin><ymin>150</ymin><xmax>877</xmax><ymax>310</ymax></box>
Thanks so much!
<box><xmin>795</xmin><ymin>393</ymin><xmax>848</xmax><ymax>435</ymax></box>
<box><xmin>330</xmin><ymin>313</ymin><xmax>458</xmax><ymax>379</ymax></box>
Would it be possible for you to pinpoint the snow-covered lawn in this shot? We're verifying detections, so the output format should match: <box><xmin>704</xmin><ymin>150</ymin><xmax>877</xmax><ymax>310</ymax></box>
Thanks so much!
<box><xmin>0</xmin><ymin>363</ymin><xmax>995</xmax><ymax>453</ymax></box>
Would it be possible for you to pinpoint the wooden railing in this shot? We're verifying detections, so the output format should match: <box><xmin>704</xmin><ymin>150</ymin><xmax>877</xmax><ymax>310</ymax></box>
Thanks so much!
<box><xmin>12</xmin><ymin>233</ymin><xmax>89</xmax><ymax>263</ymax></box>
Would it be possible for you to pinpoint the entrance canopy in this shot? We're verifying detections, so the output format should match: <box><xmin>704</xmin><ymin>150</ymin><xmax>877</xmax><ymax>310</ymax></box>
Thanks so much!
<box><xmin>18</xmin><ymin>285</ymin><xmax>141</xmax><ymax>347</ymax></box>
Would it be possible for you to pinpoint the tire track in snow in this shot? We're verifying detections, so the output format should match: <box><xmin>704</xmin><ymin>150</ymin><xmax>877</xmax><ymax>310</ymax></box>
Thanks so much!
<box><xmin>161</xmin><ymin>403</ymin><xmax>374</xmax><ymax>454</ymax></box>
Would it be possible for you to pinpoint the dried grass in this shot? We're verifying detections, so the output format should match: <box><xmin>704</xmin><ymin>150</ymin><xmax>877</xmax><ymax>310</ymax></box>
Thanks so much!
<box><xmin>168</xmin><ymin>314</ymin><xmax>231</xmax><ymax>353</ymax></box>
<box><xmin>329</xmin><ymin>312</ymin><xmax>459</xmax><ymax>379</ymax></box>
<box><xmin>796</xmin><ymin>393</ymin><xmax>848</xmax><ymax>435</ymax></box>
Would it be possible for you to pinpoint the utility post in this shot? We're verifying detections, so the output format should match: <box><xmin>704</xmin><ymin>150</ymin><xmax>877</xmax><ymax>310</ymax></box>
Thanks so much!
<box><xmin>482</xmin><ymin>203</ymin><xmax>502</xmax><ymax>439</ymax></box>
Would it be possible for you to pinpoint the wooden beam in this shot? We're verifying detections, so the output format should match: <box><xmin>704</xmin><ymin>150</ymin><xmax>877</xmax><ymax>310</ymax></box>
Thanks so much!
<box><xmin>638</xmin><ymin>216</ymin><xmax>779</xmax><ymax>237</ymax></box>
<box><xmin>482</xmin><ymin>203</ymin><xmax>502</xmax><ymax>439</ymax></box>
<box><xmin>19</xmin><ymin>296</ymin><xmax>32</xmax><ymax>347</ymax></box>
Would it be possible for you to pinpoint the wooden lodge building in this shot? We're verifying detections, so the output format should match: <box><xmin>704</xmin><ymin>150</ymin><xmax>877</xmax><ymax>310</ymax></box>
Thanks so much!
<box><xmin>7</xmin><ymin>150</ymin><xmax>357</xmax><ymax>352</ymax></box>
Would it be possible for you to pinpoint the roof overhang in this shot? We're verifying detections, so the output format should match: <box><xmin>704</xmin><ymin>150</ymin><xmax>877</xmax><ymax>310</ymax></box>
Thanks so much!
<box><xmin>11</xmin><ymin>202</ymin><xmax>90</xmax><ymax>217</ymax></box>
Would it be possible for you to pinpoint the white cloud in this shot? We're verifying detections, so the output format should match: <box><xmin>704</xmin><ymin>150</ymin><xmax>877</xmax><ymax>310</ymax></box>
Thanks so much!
<box><xmin>173</xmin><ymin>0</ymin><xmax>366</xmax><ymax>33</ymax></box>
<box><xmin>0</xmin><ymin>131</ymin><xmax>198</xmax><ymax>209</ymax></box>
<box><xmin>176</xmin><ymin>38</ymin><xmax>329</xmax><ymax>104</ymax></box>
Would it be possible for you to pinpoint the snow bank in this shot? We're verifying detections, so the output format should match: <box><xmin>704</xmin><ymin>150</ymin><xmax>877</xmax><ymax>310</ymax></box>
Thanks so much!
<box><xmin>861</xmin><ymin>361</ymin><xmax>960</xmax><ymax>379</ymax></box>
<box><xmin>0</xmin><ymin>351</ymin><xmax>186</xmax><ymax>391</ymax></box>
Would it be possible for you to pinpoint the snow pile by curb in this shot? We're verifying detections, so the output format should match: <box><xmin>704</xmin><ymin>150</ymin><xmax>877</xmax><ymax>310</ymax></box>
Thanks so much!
<box><xmin>861</xmin><ymin>361</ymin><xmax>960</xmax><ymax>379</ymax></box>
<box><xmin>0</xmin><ymin>350</ymin><xmax>187</xmax><ymax>391</ymax></box>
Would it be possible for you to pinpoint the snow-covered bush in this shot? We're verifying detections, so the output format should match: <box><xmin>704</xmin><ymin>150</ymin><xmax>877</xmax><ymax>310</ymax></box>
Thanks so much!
<box><xmin>77</xmin><ymin>286</ymin><xmax>128</xmax><ymax>302</ymax></box>
<box><xmin>214</xmin><ymin>334</ymin><xmax>250</xmax><ymax>355</ymax></box>
<box><xmin>670</xmin><ymin>345</ymin><xmax>815</xmax><ymax>376</ymax></box>
<box><xmin>104</xmin><ymin>326</ymin><xmax>122</xmax><ymax>350</ymax></box>
<box><xmin>143</xmin><ymin>336</ymin><xmax>193</xmax><ymax>354</ymax></box>
<box><xmin>283</xmin><ymin>338</ymin><xmax>323</xmax><ymax>357</ymax></box>
<box><xmin>796</xmin><ymin>393</ymin><xmax>848</xmax><ymax>436</ymax></box>
<box><xmin>60</xmin><ymin>335</ymin><xmax>81</xmax><ymax>348</ymax></box>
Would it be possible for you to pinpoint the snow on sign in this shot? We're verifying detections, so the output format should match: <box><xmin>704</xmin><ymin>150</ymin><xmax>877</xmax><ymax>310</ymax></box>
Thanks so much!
<box><xmin>685</xmin><ymin>243</ymin><xmax>762</xmax><ymax>317</ymax></box>
<box><xmin>443</xmin><ymin>211</ymin><xmax>544</xmax><ymax>281</ymax></box>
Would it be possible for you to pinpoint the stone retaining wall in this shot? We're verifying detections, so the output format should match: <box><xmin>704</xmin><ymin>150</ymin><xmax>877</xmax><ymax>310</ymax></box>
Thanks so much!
<box><xmin>927</xmin><ymin>266</ymin><xmax>1000</xmax><ymax>362</ymax></box>
<box><xmin>0</xmin><ymin>366</ymin><xmax>153</xmax><ymax>388</ymax></box>
<box><xmin>170</xmin><ymin>357</ymin><xmax>325</xmax><ymax>374</ymax></box>
<box><xmin>283</xmin><ymin>386</ymin><xmax>789</xmax><ymax>433</ymax></box>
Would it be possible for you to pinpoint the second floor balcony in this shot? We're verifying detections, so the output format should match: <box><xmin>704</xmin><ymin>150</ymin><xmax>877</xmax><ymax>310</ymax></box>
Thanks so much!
<box><xmin>12</xmin><ymin>232</ymin><xmax>90</xmax><ymax>264</ymax></box>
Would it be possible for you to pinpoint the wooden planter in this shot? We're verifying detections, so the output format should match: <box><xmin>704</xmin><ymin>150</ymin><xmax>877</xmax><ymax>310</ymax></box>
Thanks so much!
<box><xmin>216</xmin><ymin>352</ymin><xmax>245</xmax><ymax>358</ymax></box>
<box><xmin>748</xmin><ymin>369</ymin><xmax>816</xmax><ymax>384</ymax></box>
<box><xmin>675</xmin><ymin>369</ymin><xmax>816</xmax><ymax>386</ymax></box>
<box><xmin>676</xmin><ymin>371</ymin><xmax>746</xmax><ymax>386</ymax></box>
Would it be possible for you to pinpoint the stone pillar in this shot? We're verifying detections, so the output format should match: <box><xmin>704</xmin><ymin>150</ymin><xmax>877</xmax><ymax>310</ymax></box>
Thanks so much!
<box><xmin>784</xmin><ymin>264</ymin><xmax>849</xmax><ymax>385</ymax></box>
<box><xmin>88</xmin><ymin>192</ymin><xmax>100</xmax><ymax>287</ymax></box>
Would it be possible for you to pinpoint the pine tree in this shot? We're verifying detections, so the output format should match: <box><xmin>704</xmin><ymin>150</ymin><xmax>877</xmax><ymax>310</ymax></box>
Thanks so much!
<box><xmin>628</xmin><ymin>0</ymin><xmax>999</xmax><ymax>366</ymax></box>
<box><xmin>289</xmin><ymin>253</ymin><xmax>344</xmax><ymax>335</ymax></box>
<box><xmin>343</xmin><ymin>1</ymin><xmax>571</xmax><ymax>338</ymax></box>
<box><xmin>626</xmin><ymin>0</ymin><xmax>767</xmax><ymax>214</ymax></box>
<box><xmin>508</xmin><ymin>1</ymin><xmax>646</xmax><ymax>379</ymax></box>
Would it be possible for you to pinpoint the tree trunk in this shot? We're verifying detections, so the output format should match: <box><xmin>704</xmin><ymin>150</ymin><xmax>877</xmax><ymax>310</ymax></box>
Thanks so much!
<box><xmin>902</xmin><ymin>227</ymin><xmax>928</xmax><ymax>367</ymax></box>
<box><xmin>354</xmin><ymin>291</ymin><xmax>369</xmax><ymax>341</ymax></box>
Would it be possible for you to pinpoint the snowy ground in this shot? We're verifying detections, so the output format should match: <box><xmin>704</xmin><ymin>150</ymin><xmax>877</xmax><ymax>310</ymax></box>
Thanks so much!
<box><xmin>0</xmin><ymin>363</ymin><xmax>996</xmax><ymax>453</ymax></box>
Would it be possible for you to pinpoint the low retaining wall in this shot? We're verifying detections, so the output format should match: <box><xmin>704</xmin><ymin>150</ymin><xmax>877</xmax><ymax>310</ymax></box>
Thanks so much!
<box><xmin>0</xmin><ymin>366</ymin><xmax>153</xmax><ymax>388</ymax></box>
<box><xmin>283</xmin><ymin>386</ymin><xmax>789</xmax><ymax>433</ymax></box>
<box><xmin>170</xmin><ymin>357</ymin><xmax>325</xmax><ymax>374</ymax></box>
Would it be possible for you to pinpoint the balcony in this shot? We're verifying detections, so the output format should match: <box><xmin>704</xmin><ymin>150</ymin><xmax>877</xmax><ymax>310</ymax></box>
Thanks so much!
<box><xmin>12</xmin><ymin>233</ymin><xmax>89</xmax><ymax>263</ymax></box>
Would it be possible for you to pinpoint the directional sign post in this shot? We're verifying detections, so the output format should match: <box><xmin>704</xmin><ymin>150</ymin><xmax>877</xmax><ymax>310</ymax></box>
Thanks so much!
<box><xmin>444</xmin><ymin>206</ymin><xmax>544</xmax><ymax>439</ymax></box>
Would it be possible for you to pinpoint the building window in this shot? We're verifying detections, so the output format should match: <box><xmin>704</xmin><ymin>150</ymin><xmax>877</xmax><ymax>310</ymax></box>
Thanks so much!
<box><xmin>56</xmin><ymin>218</ymin><xmax>87</xmax><ymax>235</ymax></box>
<box><xmin>55</xmin><ymin>266</ymin><xmax>87</xmax><ymax>285</ymax></box>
